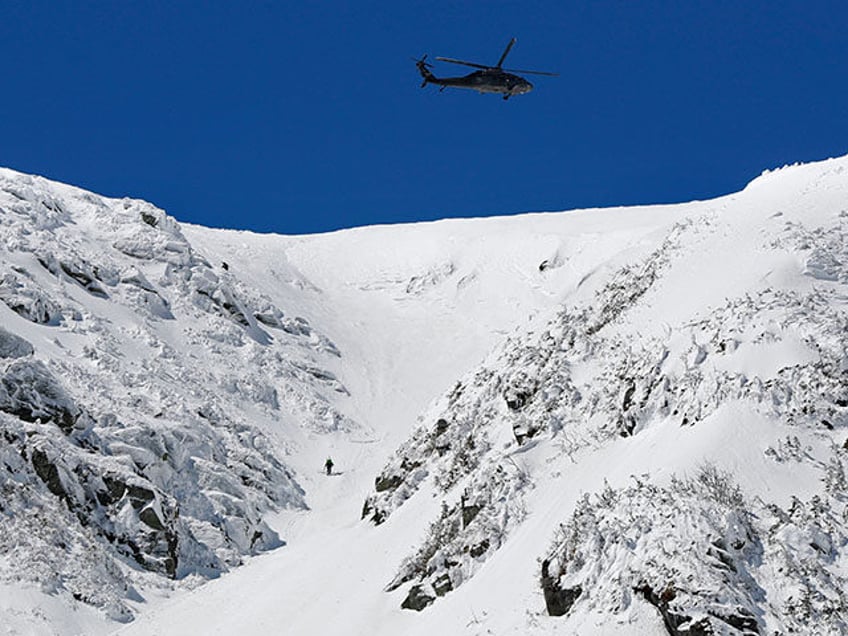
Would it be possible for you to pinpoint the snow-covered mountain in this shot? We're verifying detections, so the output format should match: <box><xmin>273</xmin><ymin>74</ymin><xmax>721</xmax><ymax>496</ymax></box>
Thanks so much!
<box><xmin>1</xmin><ymin>156</ymin><xmax>847</xmax><ymax>635</ymax></box>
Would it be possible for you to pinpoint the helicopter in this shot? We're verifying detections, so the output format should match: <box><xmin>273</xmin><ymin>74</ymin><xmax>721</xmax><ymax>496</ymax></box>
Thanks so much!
<box><xmin>415</xmin><ymin>38</ymin><xmax>557</xmax><ymax>100</ymax></box>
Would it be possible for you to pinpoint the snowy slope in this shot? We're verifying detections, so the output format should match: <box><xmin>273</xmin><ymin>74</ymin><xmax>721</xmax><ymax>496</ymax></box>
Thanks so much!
<box><xmin>2</xmin><ymin>156</ymin><xmax>848</xmax><ymax>635</ymax></box>
<box><xmin>355</xmin><ymin>159</ymin><xmax>848</xmax><ymax>635</ymax></box>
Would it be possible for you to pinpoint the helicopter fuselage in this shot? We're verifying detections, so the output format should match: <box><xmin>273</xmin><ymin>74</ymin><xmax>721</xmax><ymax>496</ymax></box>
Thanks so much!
<box><xmin>431</xmin><ymin>69</ymin><xmax>533</xmax><ymax>97</ymax></box>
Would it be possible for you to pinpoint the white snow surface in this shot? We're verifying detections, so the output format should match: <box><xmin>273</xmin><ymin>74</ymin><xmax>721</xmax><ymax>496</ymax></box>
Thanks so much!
<box><xmin>0</xmin><ymin>156</ymin><xmax>847</xmax><ymax>635</ymax></box>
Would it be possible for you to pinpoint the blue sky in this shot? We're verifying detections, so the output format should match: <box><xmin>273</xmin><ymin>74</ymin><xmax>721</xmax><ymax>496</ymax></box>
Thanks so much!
<box><xmin>2</xmin><ymin>1</ymin><xmax>846</xmax><ymax>235</ymax></box>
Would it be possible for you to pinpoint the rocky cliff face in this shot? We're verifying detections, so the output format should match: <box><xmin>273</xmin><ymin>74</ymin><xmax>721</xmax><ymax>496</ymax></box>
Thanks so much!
<box><xmin>0</xmin><ymin>169</ymin><xmax>351</xmax><ymax>620</ymax></box>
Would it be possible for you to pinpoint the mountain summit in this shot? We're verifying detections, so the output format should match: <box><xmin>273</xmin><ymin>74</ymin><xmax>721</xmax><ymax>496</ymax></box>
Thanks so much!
<box><xmin>1</xmin><ymin>157</ymin><xmax>847</xmax><ymax>635</ymax></box>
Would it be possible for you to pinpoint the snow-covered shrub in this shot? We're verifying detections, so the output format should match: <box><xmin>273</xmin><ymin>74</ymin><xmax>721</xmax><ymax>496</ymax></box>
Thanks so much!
<box><xmin>541</xmin><ymin>465</ymin><xmax>848</xmax><ymax>634</ymax></box>
<box><xmin>388</xmin><ymin>461</ymin><xmax>530</xmax><ymax>610</ymax></box>
<box><xmin>542</xmin><ymin>468</ymin><xmax>763</xmax><ymax>632</ymax></box>
<box><xmin>364</xmin><ymin>230</ymin><xmax>682</xmax><ymax>528</ymax></box>
<box><xmin>365</xmin><ymin>207</ymin><xmax>848</xmax><ymax>618</ymax></box>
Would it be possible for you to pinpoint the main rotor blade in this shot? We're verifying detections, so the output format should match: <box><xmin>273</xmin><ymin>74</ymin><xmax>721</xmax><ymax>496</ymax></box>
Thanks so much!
<box><xmin>435</xmin><ymin>56</ymin><xmax>491</xmax><ymax>70</ymax></box>
<box><xmin>502</xmin><ymin>67</ymin><xmax>559</xmax><ymax>77</ymax></box>
<box><xmin>496</xmin><ymin>37</ymin><xmax>516</xmax><ymax>68</ymax></box>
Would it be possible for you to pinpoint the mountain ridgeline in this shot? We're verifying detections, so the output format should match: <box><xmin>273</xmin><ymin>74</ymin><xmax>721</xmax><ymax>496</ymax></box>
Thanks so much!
<box><xmin>1</xmin><ymin>158</ymin><xmax>848</xmax><ymax>634</ymax></box>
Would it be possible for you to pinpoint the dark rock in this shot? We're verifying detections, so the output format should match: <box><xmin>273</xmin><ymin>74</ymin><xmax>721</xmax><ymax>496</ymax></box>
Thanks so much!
<box><xmin>461</xmin><ymin>498</ymin><xmax>482</xmax><ymax>528</ymax></box>
<box><xmin>59</xmin><ymin>262</ymin><xmax>108</xmax><ymax>298</ymax></box>
<box><xmin>361</xmin><ymin>497</ymin><xmax>386</xmax><ymax>525</ymax></box>
<box><xmin>299</xmin><ymin>366</ymin><xmax>338</xmax><ymax>384</ymax></box>
<box><xmin>513</xmin><ymin>420</ymin><xmax>541</xmax><ymax>445</ymax></box>
<box><xmin>0</xmin><ymin>327</ymin><xmax>33</xmax><ymax>359</ymax></box>
<box><xmin>138</xmin><ymin>507</ymin><xmax>166</xmax><ymax>531</ymax></box>
<box><xmin>541</xmin><ymin>559</ymin><xmax>581</xmax><ymax>617</ymax></box>
<box><xmin>97</xmin><ymin>475</ymin><xmax>127</xmax><ymax>506</ymax></box>
<box><xmin>38</xmin><ymin>255</ymin><xmax>109</xmax><ymax>298</ymax></box>
<box><xmin>400</xmin><ymin>457</ymin><xmax>421</xmax><ymax>472</ymax></box>
<box><xmin>432</xmin><ymin>573</ymin><xmax>452</xmax><ymax>597</ymax></box>
<box><xmin>635</xmin><ymin>583</ymin><xmax>689</xmax><ymax>634</ymax></box>
<box><xmin>633</xmin><ymin>583</ymin><xmax>755</xmax><ymax>635</ymax></box>
<box><xmin>221</xmin><ymin>299</ymin><xmax>249</xmax><ymax>326</ymax></box>
<box><xmin>435</xmin><ymin>418</ymin><xmax>450</xmax><ymax>436</ymax></box>
<box><xmin>30</xmin><ymin>447</ymin><xmax>67</xmax><ymax>499</ymax></box>
<box><xmin>401</xmin><ymin>584</ymin><xmax>436</xmax><ymax>611</ymax></box>
<box><xmin>375</xmin><ymin>473</ymin><xmax>403</xmax><ymax>493</ymax></box>
<box><xmin>670</xmin><ymin>615</ymin><xmax>712</xmax><ymax>635</ymax></box>
<box><xmin>246</xmin><ymin>530</ymin><xmax>261</xmax><ymax>549</ymax></box>
<box><xmin>505</xmin><ymin>389</ymin><xmax>531</xmax><ymax>411</ymax></box>
<box><xmin>373</xmin><ymin>456</ymin><xmax>422</xmax><ymax>495</ymax></box>
<box><xmin>140</xmin><ymin>210</ymin><xmax>159</xmax><ymax>227</ymax></box>
<box><xmin>448</xmin><ymin>381</ymin><xmax>464</xmax><ymax>405</ymax></box>
<box><xmin>126</xmin><ymin>484</ymin><xmax>156</xmax><ymax>509</ymax></box>
<box><xmin>254</xmin><ymin>312</ymin><xmax>283</xmax><ymax>328</ymax></box>
<box><xmin>281</xmin><ymin>316</ymin><xmax>312</xmax><ymax>336</ymax></box>
<box><xmin>194</xmin><ymin>286</ymin><xmax>249</xmax><ymax>327</ymax></box>
<box><xmin>622</xmin><ymin>383</ymin><xmax>636</xmax><ymax>411</ymax></box>
<box><xmin>717</xmin><ymin>608</ymin><xmax>759</xmax><ymax>633</ymax></box>
<box><xmin>104</xmin><ymin>475</ymin><xmax>127</xmax><ymax>499</ymax></box>
<box><xmin>469</xmin><ymin>539</ymin><xmax>489</xmax><ymax>558</ymax></box>
<box><xmin>617</xmin><ymin>414</ymin><xmax>637</xmax><ymax>437</ymax></box>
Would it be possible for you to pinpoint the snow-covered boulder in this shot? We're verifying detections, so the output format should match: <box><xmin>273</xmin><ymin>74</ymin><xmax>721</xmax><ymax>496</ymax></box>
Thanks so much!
<box><xmin>0</xmin><ymin>326</ymin><xmax>33</xmax><ymax>358</ymax></box>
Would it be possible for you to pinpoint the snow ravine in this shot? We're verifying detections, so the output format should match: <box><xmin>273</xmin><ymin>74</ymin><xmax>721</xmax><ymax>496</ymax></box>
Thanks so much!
<box><xmin>1</xmin><ymin>156</ymin><xmax>847</xmax><ymax>635</ymax></box>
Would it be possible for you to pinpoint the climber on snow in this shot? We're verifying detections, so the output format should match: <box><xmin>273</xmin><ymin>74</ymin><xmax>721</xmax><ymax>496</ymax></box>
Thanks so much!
<box><xmin>325</xmin><ymin>457</ymin><xmax>334</xmax><ymax>475</ymax></box>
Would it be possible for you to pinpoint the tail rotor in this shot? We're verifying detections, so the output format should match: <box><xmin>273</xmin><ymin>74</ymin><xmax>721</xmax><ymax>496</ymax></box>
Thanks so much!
<box><xmin>413</xmin><ymin>55</ymin><xmax>436</xmax><ymax>87</ymax></box>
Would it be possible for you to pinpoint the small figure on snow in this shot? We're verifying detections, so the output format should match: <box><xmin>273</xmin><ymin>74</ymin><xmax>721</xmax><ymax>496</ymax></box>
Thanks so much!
<box><xmin>325</xmin><ymin>457</ymin><xmax>334</xmax><ymax>475</ymax></box>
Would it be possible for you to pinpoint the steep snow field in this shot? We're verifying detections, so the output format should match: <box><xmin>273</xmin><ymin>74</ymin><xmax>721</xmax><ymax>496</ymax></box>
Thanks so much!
<box><xmin>1</xmin><ymin>156</ymin><xmax>847</xmax><ymax>635</ymax></box>
<box><xmin>130</xmin><ymin>203</ymin><xmax>682</xmax><ymax>635</ymax></box>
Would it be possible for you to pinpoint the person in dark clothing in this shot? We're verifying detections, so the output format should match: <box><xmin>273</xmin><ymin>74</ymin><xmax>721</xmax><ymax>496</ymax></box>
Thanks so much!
<box><xmin>325</xmin><ymin>457</ymin><xmax>334</xmax><ymax>475</ymax></box>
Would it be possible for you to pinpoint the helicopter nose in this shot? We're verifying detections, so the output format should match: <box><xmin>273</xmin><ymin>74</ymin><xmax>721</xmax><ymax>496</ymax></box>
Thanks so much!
<box><xmin>518</xmin><ymin>79</ymin><xmax>533</xmax><ymax>94</ymax></box>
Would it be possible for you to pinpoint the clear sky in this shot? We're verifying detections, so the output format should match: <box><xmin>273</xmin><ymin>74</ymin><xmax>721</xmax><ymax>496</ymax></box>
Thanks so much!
<box><xmin>2</xmin><ymin>1</ymin><xmax>846</xmax><ymax>235</ymax></box>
